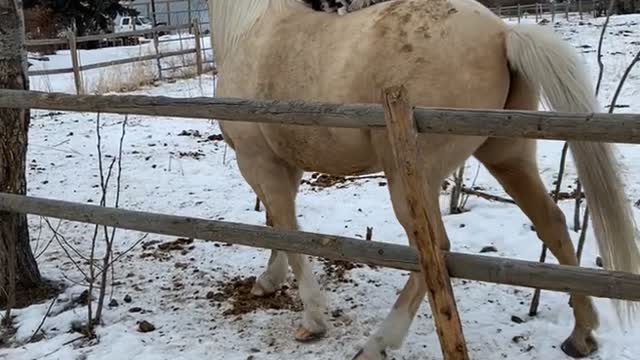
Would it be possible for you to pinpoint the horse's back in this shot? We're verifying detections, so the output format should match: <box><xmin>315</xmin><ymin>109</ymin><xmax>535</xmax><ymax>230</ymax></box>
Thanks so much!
<box><xmin>217</xmin><ymin>0</ymin><xmax>512</xmax><ymax>174</ymax></box>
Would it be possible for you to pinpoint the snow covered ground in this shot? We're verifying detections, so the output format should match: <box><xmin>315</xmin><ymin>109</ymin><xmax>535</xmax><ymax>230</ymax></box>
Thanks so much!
<box><xmin>2</xmin><ymin>12</ymin><xmax>640</xmax><ymax>360</ymax></box>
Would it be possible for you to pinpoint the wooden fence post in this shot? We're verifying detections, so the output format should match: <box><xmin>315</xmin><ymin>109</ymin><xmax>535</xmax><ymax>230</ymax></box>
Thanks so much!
<box><xmin>579</xmin><ymin>0</ymin><xmax>583</xmax><ymax>19</ymax></box>
<box><xmin>565</xmin><ymin>1</ymin><xmax>570</xmax><ymax>20</ymax></box>
<box><xmin>536</xmin><ymin>3</ymin><xmax>540</xmax><ymax>22</ymax></box>
<box><xmin>192</xmin><ymin>19</ymin><xmax>204</xmax><ymax>76</ymax></box>
<box><xmin>382</xmin><ymin>86</ymin><xmax>469</xmax><ymax>360</ymax></box>
<box><xmin>67</xmin><ymin>30</ymin><xmax>84</xmax><ymax>95</ymax></box>
<box><xmin>166</xmin><ymin>1</ymin><xmax>171</xmax><ymax>26</ymax></box>
<box><xmin>188</xmin><ymin>0</ymin><xmax>193</xmax><ymax>32</ymax></box>
<box><xmin>150</xmin><ymin>0</ymin><xmax>163</xmax><ymax>81</ymax></box>
<box><xmin>518</xmin><ymin>4</ymin><xmax>522</xmax><ymax>23</ymax></box>
<box><xmin>552</xmin><ymin>2</ymin><xmax>556</xmax><ymax>22</ymax></box>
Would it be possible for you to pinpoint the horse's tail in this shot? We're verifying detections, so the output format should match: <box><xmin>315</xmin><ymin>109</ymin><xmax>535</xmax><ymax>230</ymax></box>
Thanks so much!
<box><xmin>504</xmin><ymin>24</ymin><xmax>640</xmax><ymax>321</ymax></box>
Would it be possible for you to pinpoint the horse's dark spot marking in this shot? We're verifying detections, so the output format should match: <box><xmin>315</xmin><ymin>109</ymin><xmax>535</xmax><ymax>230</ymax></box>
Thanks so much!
<box><xmin>401</xmin><ymin>44</ymin><xmax>414</xmax><ymax>53</ymax></box>
<box><xmin>401</xmin><ymin>13</ymin><xmax>412</xmax><ymax>22</ymax></box>
<box><xmin>415</xmin><ymin>57</ymin><xmax>426</xmax><ymax>63</ymax></box>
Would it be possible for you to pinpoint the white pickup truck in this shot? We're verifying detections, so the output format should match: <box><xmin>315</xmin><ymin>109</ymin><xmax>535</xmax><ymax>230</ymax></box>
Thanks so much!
<box><xmin>114</xmin><ymin>16</ymin><xmax>153</xmax><ymax>33</ymax></box>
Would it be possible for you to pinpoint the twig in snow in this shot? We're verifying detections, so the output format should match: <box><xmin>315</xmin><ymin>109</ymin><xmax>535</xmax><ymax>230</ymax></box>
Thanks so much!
<box><xmin>28</xmin><ymin>295</ymin><xmax>59</xmax><ymax>343</ymax></box>
<box><xmin>461</xmin><ymin>162</ymin><xmax>481</xmax><ymax>209</ymax></box>
<box><xmin>576</xmin><ymin>207</ymin><xmax>590</xmax><ymax>265</ymax></box>
<box><xmin>96</xmin><ymin>116</ymin><xmax>127</xmax><ymax>323</ymax></box>
<box><xmin>449</xmin><ymin>164</ymin><xmax>466</xmax><ymax>214</ymax></box>
<box><xmin>461</xmin><ymin>187</ymin><xmax>515</xmax><ymax>204</ymax></box>
<box><xmin>607</xmin><ymin>50</ymin><xmax>640</xmax><ymax>114</ymax></box>
<box><xmin>574</xmin><ymin>180</ymin><xmax>583</xmax><ymax>232</ymax></box>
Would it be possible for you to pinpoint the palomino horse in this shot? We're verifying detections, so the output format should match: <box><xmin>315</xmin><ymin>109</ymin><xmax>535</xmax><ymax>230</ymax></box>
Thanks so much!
<box><xmin>207</xmin><ymin>0</ymin><xmax>640</xmax><ymax>358</ymax></box>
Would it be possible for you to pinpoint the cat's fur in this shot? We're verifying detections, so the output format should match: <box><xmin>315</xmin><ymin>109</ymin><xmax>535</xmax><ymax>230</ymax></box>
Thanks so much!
<box><xmin>303</xmin><ymin>0</ymin><xmax>387</xmax><ymax>15</ymax></box>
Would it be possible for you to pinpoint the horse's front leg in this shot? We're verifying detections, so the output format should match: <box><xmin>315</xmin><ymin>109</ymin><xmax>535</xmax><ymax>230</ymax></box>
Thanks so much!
<box><xmin>235</xmin><ymin>151</ymin><xmax>329</xmax><ymax>341</ymax></box>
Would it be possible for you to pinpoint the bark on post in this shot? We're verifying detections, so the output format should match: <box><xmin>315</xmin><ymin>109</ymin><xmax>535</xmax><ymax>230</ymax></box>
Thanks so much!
<box><xmin>67</xmin><ymin>29</ymin><xmax>84</xmax><ymax>95</ymax></box>
<box><xmin>150</xmin><ymin>0</ymin><xmax>163</xmax><ymax>81</ymax></box>
<box><xmin>192</xmin><ymin>19</ymin><xmax>203</xmax><ymax>76</ymax></box>
<box><xmin>383</xmin><ymin>86</ymin><xmax>469</xmax><ymax>360</ymax></box>
<box><xmin>0</xmin><ymin>0</ymin><xmax>43</xmax><ymax>308</ymax></box>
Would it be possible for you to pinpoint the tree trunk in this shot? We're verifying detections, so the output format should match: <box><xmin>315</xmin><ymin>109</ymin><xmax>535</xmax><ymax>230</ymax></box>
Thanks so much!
<box><xmin>0</xmin><ymin>0</ymin><xmax>43</xmax><ymax>307</ymax></box>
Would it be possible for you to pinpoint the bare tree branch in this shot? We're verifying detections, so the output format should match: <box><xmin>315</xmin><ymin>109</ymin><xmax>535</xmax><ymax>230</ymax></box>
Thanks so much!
<box><xmin>595</xmin><ymin>0</ymin><xmax>617</xmax><ymax>96</ymax></box>
<box><xmin>28</xmin><ymin>295</ymin><xmax>59</xmax><ymax>343</ymax></box>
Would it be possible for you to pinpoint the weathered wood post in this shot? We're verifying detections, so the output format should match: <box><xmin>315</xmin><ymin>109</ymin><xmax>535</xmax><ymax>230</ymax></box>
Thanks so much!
<box><xmin>67</xmin><ymin>29</ymin><xmax>84</xmax><ymax>95</ymax></box>
<box><xmin>166</xmin><ymin>1</ymin><xmax>171</xmax><ymax>26</ymax></box>
<box><xmin>565</xmin><ymin>1</ymin><xmax>570</xmax><ymax>20</ymax></box>
<box><xmin>382</xmin><ymin>85</ymin><xmax>469</xmax><ymax>360</ymax></box>
<box><xmin>150</xmin><ymin>0</ymin><xmax>163</xmax><ymax>81</ymax></box>
<box><xmin>518</xmin><ymin>4</ymin><xmax>522</xmax><ymax>23</ymax></box>
<box><xmin>579</xmin><ymin>0</ymin><xmax>583</xmax><ymax>19</ymax></box>
<box><xmin>552</xmin><ymin>2</ymin><xmax>556</xmax><ymax>22</ymax></box>
<box><xmin>188</xmin><ymin>0</ymin><xmax>193</xmax><ymax>32</ymax></box>
<box><xmin>192</xmin><ymin>19</ymin><xmax>204</xmax><ymax>76</ymax></box>
<box><xmin>536</xmin><ymin>3</ymin><xmax>540</xmax><ymax>22</ymax></box>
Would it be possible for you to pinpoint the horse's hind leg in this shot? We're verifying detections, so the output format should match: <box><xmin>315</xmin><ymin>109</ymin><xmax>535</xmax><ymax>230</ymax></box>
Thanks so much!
<box><xmin>475</xmin><ymin>138</ymin><xmax>598</xmax><ymax>358</ymax></box>
<box><xmin>235</xmin><ymin>150</ymin><xmax>328</xmax><ymax>341</ymax></box>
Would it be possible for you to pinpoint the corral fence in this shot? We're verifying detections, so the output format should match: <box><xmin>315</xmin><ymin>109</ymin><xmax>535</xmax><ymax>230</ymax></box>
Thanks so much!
<box><xmin>26</xmin><ymin>22</ymin><xmax>214</xmax><ymax>95</ymax></box>
<box><xmin>489</xmin><ymin>0</ymin><xmax>603</xmax><ymax>23</ymax></box>
<box><xmin>124</xmin><ymin>0</ymin><xmax>211</xmax><ymax>30</ymax></box>
<box><xmin>1</xmin><ymin>88</ymin><xmax>640</xmax><ymax>358</ymax></box>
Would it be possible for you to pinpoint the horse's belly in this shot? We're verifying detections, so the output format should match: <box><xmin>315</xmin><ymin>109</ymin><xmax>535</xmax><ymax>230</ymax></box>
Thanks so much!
<box><xmin>260</xmin><ymin>125</ymin><xmax>380</xmax><ymax>175</ymax></box>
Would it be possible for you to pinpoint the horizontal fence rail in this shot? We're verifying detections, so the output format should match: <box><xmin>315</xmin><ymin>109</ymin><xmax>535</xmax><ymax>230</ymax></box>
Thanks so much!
<box><xmin>1</xmin><ymin>90</ymin><xmax>640</xmax><ymax>143</ymax></box>
<box><xmin>0</xmin><ymin>192</ymin><xmax>639</xmax><ymax>301</ymax></box>
<box><xmin>25</xmin><ymin>24</ymin><xmax>193</xmax><ymax>47</ymax></box>
<box><xmin>28</xmin><ymin>49</ymin><xmax>197</xmax><ymax>77</ymax></box>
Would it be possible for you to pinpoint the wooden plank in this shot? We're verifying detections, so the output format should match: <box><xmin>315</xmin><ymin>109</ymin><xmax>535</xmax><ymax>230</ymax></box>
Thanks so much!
<box><xmin>67</xmin><ymin>31</ymin><xmax>84</xmax><ymax>95</ymax></box>
<box><xmin>383</xmin><ymin>86</ymin><xmax>468</xmax><ymax>359</ymax></box>
<box><xmin>25</xmin><ymin>24</ymin><xmax>191</xmax><ymax>47</ymax></box>
<box><xmin>192</xmin><ymin>19</ymin><xmax>203</xmax><ymax>76</ymax></box>
<box><xmin>1</xmin><ymin>192</ymin><xmax>639</xmax><ymax>300</ymax></box>
<box><xmin>27</xmin><ymin>50</ymin><xmax>196</xmax><ymax>77</ymax></box>
<box><xmin>28</xmin><ymin>67</ymin><xmax>75</xmax><ymax>76</ymax></box>
<box><xmin>2</xmin><ymin>89</ymin><xmax>640</xmax><ymax>144</ymax></box>
<box><xmin>79</xmin><ymin>49</ymin><xmax>195</xmax><ymax>72</ymax></box>
<box><xmin>25</xmin><ymin>38</ymin><xmax>67</xmax><ymax>46</ymax></box>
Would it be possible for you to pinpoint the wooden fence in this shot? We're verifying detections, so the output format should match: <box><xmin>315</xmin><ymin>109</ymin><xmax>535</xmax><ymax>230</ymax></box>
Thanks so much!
<box><xmin>26</xmin><ymin>22</ymin><xmax>214</xmax><ymax>94</ymax></box>
<box><xmin>1</xmin><ymin>88</ymin><xmax>640</xmax><ymax>358</ymax></box>
<box><xmin>490</xmin><ymin>0</ymin><xmax>602</xmax><ymax>23</ymax></box>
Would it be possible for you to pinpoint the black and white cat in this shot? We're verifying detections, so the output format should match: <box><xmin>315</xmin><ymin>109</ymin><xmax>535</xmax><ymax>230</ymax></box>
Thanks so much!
<box><xmin>303</xmin><ymin>0</ymin><xmax>388</xmax><ymax>15</ymax></box>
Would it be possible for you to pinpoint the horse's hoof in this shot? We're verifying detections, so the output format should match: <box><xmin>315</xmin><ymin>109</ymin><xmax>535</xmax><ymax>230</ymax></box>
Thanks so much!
<box><xmin>250</xmin><ymin>278</ymin><xmax>276</xmax><ymax>297</ymax></box>
<box><xmin>294</xmin><ymin>326</ymin><xmax>325</xmax><ymax>343</ymax></box>
<box><xmin>561</xmin><ymin>334</ymin><xmax>598</xmax><ymax>358</ymax></box>
<box><xmin>352</xmin><ymin>348</ymin><xmax>387</xmax><ymax>360</ymax></box>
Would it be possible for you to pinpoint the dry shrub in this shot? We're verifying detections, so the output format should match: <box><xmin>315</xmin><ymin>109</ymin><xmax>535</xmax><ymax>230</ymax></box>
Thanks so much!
<box><xmin>91</xmin><ymin>60</ymin><xmax>156</xmax><ymax>94</ymax></box>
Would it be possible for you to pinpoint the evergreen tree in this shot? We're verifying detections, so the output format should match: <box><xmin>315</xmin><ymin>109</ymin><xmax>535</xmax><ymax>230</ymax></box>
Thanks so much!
<box><xmin>24</xmin><ymin>0</ymin><xmax>138</xmax><ymax>35</ymax></box>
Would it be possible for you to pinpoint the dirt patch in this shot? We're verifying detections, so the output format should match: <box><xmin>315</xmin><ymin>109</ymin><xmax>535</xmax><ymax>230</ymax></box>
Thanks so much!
<box><xmin>320</xmin><ymin>259</ymin><xmax>364</xmax><ymax>284</ymax></box>
<box><xmin>209</xmin><ymin>276</ymin><xmax>302</xmax><ymax>316</ymax></box>
<box><xmin>140</xmin><ymin>238</ymin><xmax>194</xmax><ymax>261</ymax></box>
<box><xmin>301</xmin><ymin>173</ymin><xmax>386</xmax><ymax>190</ymax></box>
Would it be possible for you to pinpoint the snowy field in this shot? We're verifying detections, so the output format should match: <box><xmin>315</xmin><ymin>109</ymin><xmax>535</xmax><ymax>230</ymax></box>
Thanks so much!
<box><xmin>2</xmin><ymin>12</ymin><xmax>640</xmax><ymax>360</ymax></box>
<box><xmin>28</xmin><ymin>33</ymin><xmax>214</xmax><ymax>94</ymax></box>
